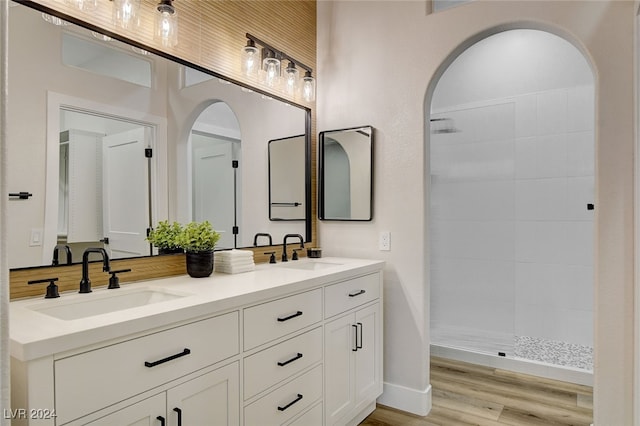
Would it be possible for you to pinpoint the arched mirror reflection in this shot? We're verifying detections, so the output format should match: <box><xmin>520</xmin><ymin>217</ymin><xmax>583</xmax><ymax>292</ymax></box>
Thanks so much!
<box><xmin>189</xmin><ymin>102</ymin><xmax>241</xmax><ymax>250</ymax></box>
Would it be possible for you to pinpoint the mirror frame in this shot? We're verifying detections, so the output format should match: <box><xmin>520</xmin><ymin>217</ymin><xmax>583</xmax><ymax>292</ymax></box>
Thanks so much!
<box><xmin>11</xmin><ymin>1</ymin><xmax>314</xmax><ymax>268</ymax></box>
<box><xmin>318</xmin><ymin>125</ymin><xmax>374</xmax><ymax>221</ymax></box>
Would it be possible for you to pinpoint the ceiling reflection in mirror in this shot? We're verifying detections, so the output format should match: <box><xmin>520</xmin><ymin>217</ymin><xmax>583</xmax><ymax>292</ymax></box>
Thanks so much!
<box><xmin>8</xmin><ymin>2</ymin><xmax>310</xmax><ymax>269</ymax></box>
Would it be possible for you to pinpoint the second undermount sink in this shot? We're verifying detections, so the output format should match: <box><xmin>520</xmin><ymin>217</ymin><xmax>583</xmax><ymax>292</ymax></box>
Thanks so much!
<box><xmin>29</xmin><ymin>287</ymin><xmax>188</xmax><ymax>321</ymax></box>
<box><xmin>278</xmin><ymin>260</ymin><xmax>343</xmax><ymax>271</ymax></box>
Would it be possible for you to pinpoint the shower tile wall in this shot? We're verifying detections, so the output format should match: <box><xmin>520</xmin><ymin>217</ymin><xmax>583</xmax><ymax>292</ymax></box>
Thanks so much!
<box><xmin>430</xmin><ymin>85</ymin><xmax>594</xmax><ymax>354</ymax></box>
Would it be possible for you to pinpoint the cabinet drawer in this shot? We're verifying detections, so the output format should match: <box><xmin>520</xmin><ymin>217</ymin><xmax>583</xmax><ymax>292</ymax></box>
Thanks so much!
<box><xmin>324</xmin><ymin>273</ymin><xmax>380</xmax><ymax>318</ymax></box>
<box><xmin>287</xmin><ymin>402</ymin><xmax>323</xmax><ymax>426</ymax></box>
<box><xmin>244</xmin><ymin>289</ymin><xmax>322</xmax><ymax>350</ymax></box>
<box><xmin>55</xmin><ymin>311</ymin><xmax>239</xmax><ymax>425</ymax></box>
<box><xmin>244</xmin><ymin>327</ymin><xmax>322</xmax><ymax>399</ymax></box>
<box><xmin>244</xmin><ymin>365</ymin><xmax>323</xmax><ymax>426</ymax></box>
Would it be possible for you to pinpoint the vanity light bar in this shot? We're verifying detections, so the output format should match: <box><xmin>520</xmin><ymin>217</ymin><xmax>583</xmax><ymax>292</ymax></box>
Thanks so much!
<box><xmin>243</xmin><ymin>33</ymin><xmax>315</xmax><ymax>102</ymax></box>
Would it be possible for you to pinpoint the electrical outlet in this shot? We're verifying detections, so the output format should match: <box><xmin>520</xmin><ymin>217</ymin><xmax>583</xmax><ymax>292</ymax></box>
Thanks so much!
<box><xmin>379</xmin><ymin>231</ymin><xmax>391</xmax><ymax>251</ymax></box>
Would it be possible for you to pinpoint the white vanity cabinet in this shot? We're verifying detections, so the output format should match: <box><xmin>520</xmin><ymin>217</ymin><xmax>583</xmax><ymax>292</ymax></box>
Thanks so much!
<box><xmin>10</xmin><ymin>258</ymin><xmax>384</xmax><ymax>426</ymax></box>
<box><xmin>83</xmin><ymin>362</ymin><xmax>239</xmax><ymax>426</ymax></box>
<box><xmin>324</xmin><ymin>274</ymin><xmax>383</xmax><ymax>426</ymax></box>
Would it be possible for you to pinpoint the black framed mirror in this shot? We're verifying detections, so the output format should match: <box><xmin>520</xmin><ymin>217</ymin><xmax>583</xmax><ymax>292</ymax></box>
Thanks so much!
<box><xmin>8</xmin><ymin>1</ymin><xmax>313</xmax><ymax>269</ymax></box>
<box><xmin>319</xmin><ymin>126</ymin><xmax>373</xmax><ymax>221</ymax></box>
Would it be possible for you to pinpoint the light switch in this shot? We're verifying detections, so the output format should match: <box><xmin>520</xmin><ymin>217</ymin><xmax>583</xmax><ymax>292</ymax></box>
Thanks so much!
<box><xmin>30</xmin><ymin>228</ymin><xmax>43</xmax><ymax>247</ymax></box>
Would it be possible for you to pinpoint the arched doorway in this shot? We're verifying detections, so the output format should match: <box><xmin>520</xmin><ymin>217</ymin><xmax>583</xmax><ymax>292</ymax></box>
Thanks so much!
<box><xmin>428</xmin><ymin>29</ymin><xmax>595</xmax><ymax>383</ymax></box>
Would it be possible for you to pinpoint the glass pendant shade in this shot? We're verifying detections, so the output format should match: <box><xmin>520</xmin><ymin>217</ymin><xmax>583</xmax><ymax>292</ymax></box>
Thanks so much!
<box><xmin>302</xmin><ymin>71</ymin><xmax>316</xmax><ymax>102</ymax></box>
<box><xmin>241</xmin><ymin>40</ymin><xmax>259</xmax><ymax>77</ymax></box>
<box><xmin>155</xmin><ymin>1</ymin><xmax>178</xmax><ymax>47</ymax></box>
<box><xmin>65</xmin><ymin>0</ymin><xmax>97</xmax><ymax>11</ymax></box>
<box><xmin>284</xmin><ymin>61</ymin><xmax>299</xmax><ymax>96</ymax></box>
<box><xmin>41</xmin><ymin>13</ymin><xmax>70</xmax><ymax>26</ymax></box>
<box><xmin>262</xmin><ymin>50</ymin><xmax>281</xmax><ymax>88</ymax></box>
<box><xmin>113</xmin><ymin>0</ymin><xmax>140</xmax><ymax>30</ymax></box>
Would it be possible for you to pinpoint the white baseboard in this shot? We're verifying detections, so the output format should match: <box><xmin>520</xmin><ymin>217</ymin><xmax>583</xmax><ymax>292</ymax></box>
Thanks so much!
<box><xmin>377</xmin><ymin>382</ymin><xmax>432</xmax><ymax>416</ymax></box>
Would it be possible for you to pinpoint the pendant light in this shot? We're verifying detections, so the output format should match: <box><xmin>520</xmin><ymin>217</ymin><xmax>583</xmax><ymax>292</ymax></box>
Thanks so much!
<box><xmin>241</xmin><ymin>39</ymin><xmax>259</xmax><ymax>78</ymax></box>
<box><xmin>262</xmin><ymin>49</ymin><xmax>281</xmax><ymax>88</ymax></box>
<box><xmin>301</xmin><ymin>70</ymin><xmax>316</xmax><ymax>102</ymax></box>
<box><xmin>112</xmin><ymin>0</ymin><xmax>140</xmax><ymax>30</ymax></box>
<box><xmin>284</xmin><ymin>61</ymin><xmax>299</xmax><ymax>96</ymax></box>
<box><xmin>155</xmin><ymin>0</ymin><xmax>178</xmax><ymax>48</ymax></box>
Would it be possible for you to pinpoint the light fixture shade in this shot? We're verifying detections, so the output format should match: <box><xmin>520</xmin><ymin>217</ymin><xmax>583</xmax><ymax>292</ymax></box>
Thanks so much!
<box><xmin>155</xmin><ymin>0</ymin><xmax>178</xmax><ymax>47</ymax></box>
<box><xmin>113</xmin><ymin>0</ymin><xmax>140</xmax><ymax>30</ymax></box>
<box><xmin>284</xmin><ymin>61</ymin><xmax>299</xmax><ymax>96</ymax></box>
<box><xmin>91</xmin><ymin>31</ymin><xmax>112</xmax><ymax>42</ymax></box>
<box><xmin>65</xmin><ymin>0</ymin><xmax>97</xmax><ymax>11</ymax></box>
<box><xmin>301</xmin><ymin>70</ymin><xmax>316</xmax><ymax>102</ymax></box>
<box><xmin>262</xmin><ymin>50</ymin><xmax>281</xmax><ymax>88</ymax></box>
<box><xmin>41</xmin><ymin>13</ymin><xmax>70</xmax><ymax>26</ymax></box>
<box><xmin>241</xmin><ymin>40</ymin><xmax>259</xmax><ymax>77</ymax></box>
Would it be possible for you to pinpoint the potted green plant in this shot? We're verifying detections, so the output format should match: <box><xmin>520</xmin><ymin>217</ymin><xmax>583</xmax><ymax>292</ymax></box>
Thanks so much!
<box><xmin>146</xmin><ymin>220</ymin><xmax>184</xmax><ymax>255</ymax></box>
<box><xmin>177</xmin><ymin>220</ymin><xmax>221</xmax><ymax>278</ymax></box>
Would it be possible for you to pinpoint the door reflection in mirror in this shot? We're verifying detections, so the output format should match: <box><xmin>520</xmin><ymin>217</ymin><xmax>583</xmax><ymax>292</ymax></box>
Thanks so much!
<box><xmin>57</xmin><ymin>109</ymin><xmax>152</xmax><ymax>263</ymax></box>
<box><xmin>319</xmin><ymin>126</ymin><xmax>373</xmax><ymax>221</ymax></box>
<box><xmin>189</xmin><ymin>102</ymin><xmax>241</xmax><ymax>250</ymax></box>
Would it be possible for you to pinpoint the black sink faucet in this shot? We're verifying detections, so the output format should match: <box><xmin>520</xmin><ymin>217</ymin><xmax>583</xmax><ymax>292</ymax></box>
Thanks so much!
<box><xmin>79</xmin><ymin>248</ymin><xmax>110</xmax><ymax>293</ymax></box>
<box><xmin>52</xmin><ymin>244</ymin><xmax>73</xmax><ymax>266</ymax></box>
<box><xmin>253</xmin><ymin>232</ymin><xmax>273</xmax><ymax>247</ymax></box>
<box><xmin>282</xmin><ymin>234</ymin><xmax>304</xmax><ymax>262</ymax></box>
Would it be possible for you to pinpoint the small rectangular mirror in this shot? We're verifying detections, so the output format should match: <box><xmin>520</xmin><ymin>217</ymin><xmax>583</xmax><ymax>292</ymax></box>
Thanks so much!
<box><xmin>268</xmin><ymin>135</ymin><xmax>306</xmax><ymax>221</ymax></box>
<box><xmin>319</xmin><ymin>126</ymin><xmax>373</xmax><ymax>221</ymax></box>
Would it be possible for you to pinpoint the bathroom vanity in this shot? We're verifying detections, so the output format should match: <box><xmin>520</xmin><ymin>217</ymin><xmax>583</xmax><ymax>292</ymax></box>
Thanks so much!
<box><xmin>9</xmin><ymin>258</ymin><xmax>383</xmax><ymax>426</ymax></box>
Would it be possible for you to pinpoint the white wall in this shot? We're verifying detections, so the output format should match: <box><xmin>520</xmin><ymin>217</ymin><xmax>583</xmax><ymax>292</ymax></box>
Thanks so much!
<box><xmin>317</xmin><ymin>1</ymin><xmax>635</xmax><ymax>423</ymax></box>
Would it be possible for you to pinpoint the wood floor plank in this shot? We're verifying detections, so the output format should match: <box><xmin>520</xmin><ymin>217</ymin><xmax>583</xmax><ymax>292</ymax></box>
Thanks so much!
<box><xmin>432</xmin><ymin>388</ymin><xmax>504</xmax><ymax>421</ymax></box>
<box><xmin>360</xmin><ymin>357</ymin><xmax>593</xmax><ymax>426</ymax></box>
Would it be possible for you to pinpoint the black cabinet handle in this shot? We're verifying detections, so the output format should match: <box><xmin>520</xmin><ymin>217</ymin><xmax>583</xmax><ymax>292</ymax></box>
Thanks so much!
<box><xmin>356</xmin><ymin>322</ymin><xmax>363</xmax><ymax>349</ymax></box>
<box><xmin>173</xmin><ymin>408</ymin><xmax>182</xmax><ymax>426</ymax></box>
<box><xmin>144</xmin><ymin>348</ymin><xmax>191</xmax><ymax>368</ymax></box>
<box><xmin>352</xmin><ymin>324</ymin><xmax>358</xmax><ymax>352</ymax></box>
<box><xmin>348</xmin><ymin>289</ymin><xmax>366</xmax><ymax>297</ymax></box>
<box><xmin>277</xmin><ymin>353</ymin><xmax>303</xmax><ymax>367</ymax></box>
<box><xmin>277</xmin><ymin>311</ymin><xmax>303</xmax><ymax>322</ymax></box>
<box><xmin>277</xmin><ymin>394</ymin><xmax>303</xmax><ymax>411</ymax></box>
<box><xmin>8</xmin><ymin>192</ymin><xmax>32</xmax><ymax>200</ymax></box>
<box><xmin>156</xmin><ymin>416</ymin><xmax>165</xmax><ymax>426</ymax></box>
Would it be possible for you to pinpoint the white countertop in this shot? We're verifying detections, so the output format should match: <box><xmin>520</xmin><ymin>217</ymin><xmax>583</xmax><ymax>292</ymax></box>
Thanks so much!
<box><xmin>10</xmin><ymin>257</ymin><xmax>384</xmax><ymax>362</ymax></box>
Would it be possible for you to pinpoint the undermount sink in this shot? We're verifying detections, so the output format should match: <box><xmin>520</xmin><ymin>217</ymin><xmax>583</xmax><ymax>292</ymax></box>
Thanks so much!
<box><xmin>29</xmin><ymin>288</ymin><xmax>188</xmax><ymax>321</ymax></box>
<box><xmin>278</xmin><ymin>260</ymin><xmax>343</xmax><ymax>271</ymax></box>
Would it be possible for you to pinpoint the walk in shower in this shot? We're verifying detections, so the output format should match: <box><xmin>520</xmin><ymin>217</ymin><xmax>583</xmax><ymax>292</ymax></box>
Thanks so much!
<box><xmin>429</xmin><ymin>29</ymin><xmax>594</xmax><ymax>384</ymax></box>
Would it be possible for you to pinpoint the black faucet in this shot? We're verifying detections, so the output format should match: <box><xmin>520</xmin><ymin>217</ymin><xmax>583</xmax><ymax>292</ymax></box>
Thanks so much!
<box><xmin>253</xmin><ymin>232</ymin><xmax>273</xmax><ymax>247</ymax></box>
<box><xmin>79</xmin><ymin>248</ymin><xmax>110</xmax><ymax>293</ymax></box>
<box><xmin>282</xmin><ymin>234</ymin><xmax>304</xmax><ymax>262</ymax></box>
<box><xmin>52</xmin><ymin>244</ymin><xmax>73</xmax><ymax>266</ymax></box>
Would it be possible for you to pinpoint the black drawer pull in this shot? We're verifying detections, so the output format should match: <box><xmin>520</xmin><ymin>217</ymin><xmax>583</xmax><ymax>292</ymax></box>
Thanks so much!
<box><xmin>157</xmin><ymin>416</ymin><xmax>165</xmax><ymax>426</ymax></box>
<box><xmin>277</xmin><ymin>310</ymin><xmax>303</xmax><ymax>322</ymax></box>
<box><xmin>277</xmin><ymin>352</ymin><xmax>303</xmax><ymax>367</ymax></box>
<box><xmin>352</xmin><ymin>324</ymin><xmax>358</xmax><ymax>351</ymax></box>
<box><xmin>356</xmin><ymin>322</ymin><xmax>363</xmax><ymax>349</ymax></box>
<box><xmin>277</xmin><ymin>394</ymin><xmax>303</xmax><ymax>411</ymax></box>
<box><xmin>348</xmin><ymin>289</ymin><xmax>366</xmax><ymax>297</ymax></box>
<box><xmin>173</xmin><ymin>408</ymin><xmax>182</xmax><ymax>426</ymax></box>
<box><xmin>145</xmin><ymin>348</ymin><xmax>191</xmax><ymax>368</ymax></box>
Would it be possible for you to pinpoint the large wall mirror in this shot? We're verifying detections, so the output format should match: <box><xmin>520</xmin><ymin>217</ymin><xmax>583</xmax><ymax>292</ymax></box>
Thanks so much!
<box><xmin>8</xmin><ymin>1</ymin><xmax>311</xmax><ymax>269</ymax></box>
<box><xmin>319</xmin><ymin>126</ymin><xmax>373</xmax><ymax>221</ymax></box>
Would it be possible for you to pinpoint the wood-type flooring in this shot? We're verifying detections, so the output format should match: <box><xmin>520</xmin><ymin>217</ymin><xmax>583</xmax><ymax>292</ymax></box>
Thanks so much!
<box><xmin>361</xmin><ymin>356</ymin><xmax>593</xmax><ymax>426</ymax></box>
